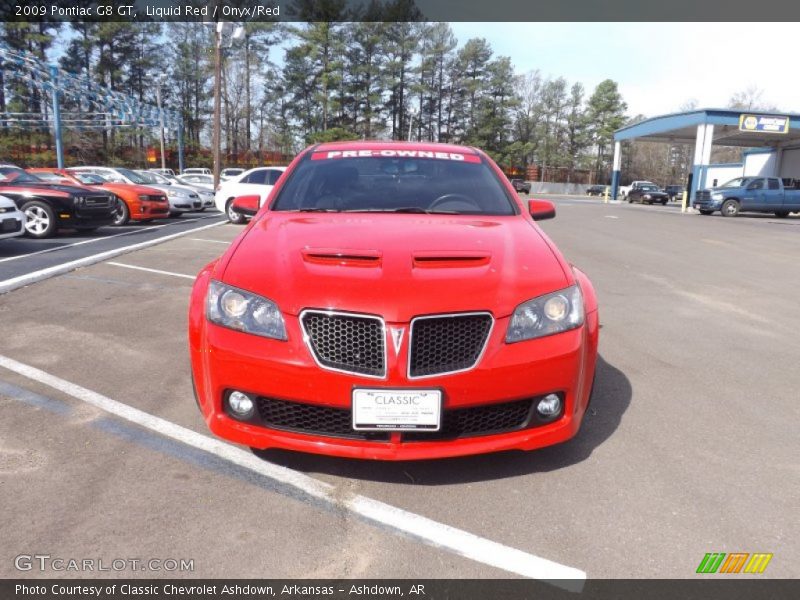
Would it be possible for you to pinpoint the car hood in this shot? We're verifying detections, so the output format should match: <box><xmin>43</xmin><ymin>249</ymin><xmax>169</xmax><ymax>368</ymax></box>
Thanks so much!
<box><xmin>147</xmin><ymin>183</ymin><xmax>197</xmax><ymax>196</ymax></box>
<box><xmin>221</xmin><ymin>213</ymin><xmax>571</xmax><ymax>321</ymax></box>
<box><xmin>100</xmin><ymin>183</ymin><xmax>166</xmax><ymax>196</ymax></box>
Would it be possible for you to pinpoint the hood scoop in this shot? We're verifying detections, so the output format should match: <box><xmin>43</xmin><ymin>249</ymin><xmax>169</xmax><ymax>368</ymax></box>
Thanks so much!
<box><xmin>302</xmin><ymin>248</ymin><xmax>382</xmax><ymax>267</ymax></box>
<box><xmin>412</xmin><ymin>251</ymin><xmax>491</xmax><ymax>268</ymax></box>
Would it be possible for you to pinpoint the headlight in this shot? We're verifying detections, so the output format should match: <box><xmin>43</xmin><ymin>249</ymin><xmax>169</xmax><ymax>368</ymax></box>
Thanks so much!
<box><xmin>644</xmin><ymin>194</ymin><xmax>651</xmax><ymax>199</ymax></box>
<box><xmin>167</xmin><ymin>190</ymin><xmax>180</xmax><ymax>197</ymax></box>
<box><xmin>506</xmin><ymin>285</ymin><xmax>585</xmax><ymax>343</ymax></box>
<box><xmin>206</xmin><ymin>280</ymin><xmax>287</xmax><ymax>340</ymax></box>
<box><xmin>711</xmin><ymin>193</ymin><xmax>723</xmax><ymax>200</ymax></box>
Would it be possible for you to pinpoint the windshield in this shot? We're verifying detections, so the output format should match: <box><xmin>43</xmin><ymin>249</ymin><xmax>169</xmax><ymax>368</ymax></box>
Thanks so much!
<box><xmin>141</xmin><ymin>172</ymin><xmax>172</xmax><ymax>184</ymax></box>
<box><xmin>114</xmin><ymin>168</ymin><xmax>148</xmax><ymax>184</ymax></box>
<box><xmin>639</xmin><ymin>185</ymin><xmax>659</xmax><ymax>191</ymax></box>
<box><xmin>719</xmin><ymin>177</ymin><xmax>752</xmax><ymax>188</ymax></box>
<box><xmin>73</xmin><ymin>173</ymin><xmax>107</xmax><ymax>184</ymax></box>
<box><xmin>271</xmin><ymin>153</ymin><xmax>516</xmax><ymax>215</ymax></box>
<box><xmin>0</xmin><ymin>167</ymin><xmax>43</xmax><ymax>183</ymax></box>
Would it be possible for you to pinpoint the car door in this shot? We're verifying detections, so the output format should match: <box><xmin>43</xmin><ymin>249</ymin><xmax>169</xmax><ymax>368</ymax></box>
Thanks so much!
<box><xmin>764</xmin><ymin>178</ymin><xmax>783</xmax><ymax>210</ymax></box>
<box><xmin>741</xmin><ymin>178</ymin><xmax>764</xmax><ymax>210</ymax></box>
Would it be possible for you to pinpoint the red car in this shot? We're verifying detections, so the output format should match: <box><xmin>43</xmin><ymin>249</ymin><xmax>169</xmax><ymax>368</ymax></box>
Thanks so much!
<box><xmin>189</xmin><ymin>142</ymin><xmax>599</xmax><ymax>460</ymax></box>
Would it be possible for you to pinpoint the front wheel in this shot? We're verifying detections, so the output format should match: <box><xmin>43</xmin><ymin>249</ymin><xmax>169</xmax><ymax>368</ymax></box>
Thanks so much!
<box><xmin>226</xmin><ymin>198</ymin><xmax>247</xmax><ymax>224</ymax></box>
<box><xmin>661</xmin><ymin>199</ymin><xmax>668</xmax><ymax>205</ymax></box>
<box><xmin>113</xmin><ymin>201</ymin><xmax>130</xmax><ymax>226</ymax></box>
<box><xmin>22</xmin><ymin>200</ymin><xmax>57</xmax><ymax>238</ymax></box>
<box><xmin>774</xmin><ymin>211</ymin><xmax>789</xmax><ymax>218</ymax></box>
<box><xmin>721</xmin><ymin>199</ymin><xmax>740</xmax><ymax>217</ymax></box>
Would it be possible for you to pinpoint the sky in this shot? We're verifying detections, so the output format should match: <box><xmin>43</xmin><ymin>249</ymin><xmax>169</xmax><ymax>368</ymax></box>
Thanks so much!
<box><xmin>448</xmin><ymin>22</ymin><xmax>799</xmax><ymax>117</ymax></box>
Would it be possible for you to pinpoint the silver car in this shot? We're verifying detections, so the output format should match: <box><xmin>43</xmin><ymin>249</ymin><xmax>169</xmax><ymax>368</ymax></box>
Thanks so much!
<box><xmin>147</xmin><ymin>171</ymin><xmax>215</xmax><ymax>210</ymax></box>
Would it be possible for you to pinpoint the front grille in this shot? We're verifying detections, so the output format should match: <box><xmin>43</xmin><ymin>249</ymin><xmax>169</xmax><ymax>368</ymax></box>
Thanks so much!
<box><xmin>81</xmin><ymin>195</ymin><xmax>113</xmax><ymax>208</ymax></box>
<box><xmin>403</xmin><ymin>397</ymin><xmax>536</xmax><ymax>441</ymax></box>
<box><xmin>409</xmin><ymin>313</ymin><xmax>493</xmax><ymax>377</ymax></box>
<box><xmin>301</xmin><ymin>311</ymin><xmax>385</xmax><ymax>377</ymax></box>
<box><xmin>696</xmin><ymin>191</ymin><xmax>711</xmax><ymax>201</ymax></box>
<box><xmin>256</xmin><ymin>396</ymin><xmax>390</xmax><ymax>441</ymax></box>
<box><xmin>1</xmin><ymin>218</ymin><xmax>22</xmax><ymax>233</ymax></box>
<box><xmin>146</xmin><ymin>195</ymin><xmax>167</xmax><ymax>202</ymax></box>
<box><xmin>253</xmin><ymin>395</ymin><xmax>540</xmax><ymax>442</ymax></box>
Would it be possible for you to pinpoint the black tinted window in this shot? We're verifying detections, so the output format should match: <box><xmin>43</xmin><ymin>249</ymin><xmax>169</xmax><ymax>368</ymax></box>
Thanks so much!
<box><xmin>272</xmin><ymin>154</ymin><xmax>515</xmax><ymax>215</ymax></box>
<box><xmin>243</xmin><ymin>170</ymin><xmax>267</xmax><ymax>184</ymax></box>
<box><xmin>768</xmin><ymin>178</ymin><xmax>780</xmax><ymax>190</ymax></box>
<box><xmin>749</xmin><ymin>179</ymin><xmax>764</xmax><ymax>190</ymax></box>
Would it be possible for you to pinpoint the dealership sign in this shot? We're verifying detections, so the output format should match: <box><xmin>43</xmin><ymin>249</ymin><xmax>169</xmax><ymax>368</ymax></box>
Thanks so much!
<box><xmin>739</xmin><ymin>114</ymin><xmax>790</xmax><ymax>134</ymax></box>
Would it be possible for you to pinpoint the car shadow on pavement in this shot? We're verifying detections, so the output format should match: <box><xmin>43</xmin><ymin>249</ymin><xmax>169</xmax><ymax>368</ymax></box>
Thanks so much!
<box><xmin>255</xmin><ymin>354</ymin><xmax>631</xmax><ymax>485</ymax></box>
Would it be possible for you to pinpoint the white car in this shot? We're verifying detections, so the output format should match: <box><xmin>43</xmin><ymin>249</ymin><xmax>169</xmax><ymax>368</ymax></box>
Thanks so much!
<box><xmin>215</xmin><ymin>166</ymin><xmax>287</xmax><ymax>223</ymax></box>
<box><xmin>183</xmin><ymin>168</ymin><xmax>212</xmax><ymax>176</ymax></box>
<box><xmin>69</xmin><ymin>167</ymin><xmax>203</xmax><ymax>215</ymax></box>
<box><xmin>0</xmin><ymin>194</ymin><xmax>25</xmax><ymax>240</ymax></box>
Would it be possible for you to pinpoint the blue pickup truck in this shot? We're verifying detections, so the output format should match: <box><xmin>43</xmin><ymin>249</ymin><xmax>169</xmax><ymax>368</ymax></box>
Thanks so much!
<box><xmin>694</xmin><ymin>176</ymin><xmax>800</xmax><ymax>217</ymax></box>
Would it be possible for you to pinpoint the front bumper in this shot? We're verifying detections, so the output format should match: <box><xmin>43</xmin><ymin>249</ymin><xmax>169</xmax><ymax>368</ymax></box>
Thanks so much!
<box><xmin>0</xmin><ymin>211</ymin><xmax>25</xmax><ymax>239</ymax></box>
<box><xmin>190</xmin><ymin>304</ymin><xmax>599</xmax><ymax>460</ymax></box>
<box><xmin>693</xmin><ymin>200</ymin><xmax>722</xmax><ymax>211</ymax></box>
<box><xmin>131</xmin><ymin>201</ymin><xmax>170</xmax><ymax>220</ymax></box>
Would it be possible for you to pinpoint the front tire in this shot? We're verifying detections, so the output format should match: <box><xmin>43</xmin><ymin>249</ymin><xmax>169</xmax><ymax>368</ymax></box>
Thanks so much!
<box><xmin>661</xmin><ymin>199</ymin><xmax>668</xmax><ymax>205</ymax></box>
<box><xmin>775</xmin><ymin>211</ymin><xmax>789</xmax><ymax>218</ymax></box>
<box><xmin>721</xmin><ymin>199</ymin><xmax>740</xmax><ymax>217</ymax></box>
<box><xmin>226</xmin><ymin>198</ymin><xmax>247</xmax><ymax>224</ymax></box>
<box><xmin>113</xmin><ymin>201</ymin><xmax>130</xmax><ymax>226</ymax></box>
<box><xmin>22</xmin><ymin>200</ymin><xmax>57</xmax><ymax>238</ymax></box>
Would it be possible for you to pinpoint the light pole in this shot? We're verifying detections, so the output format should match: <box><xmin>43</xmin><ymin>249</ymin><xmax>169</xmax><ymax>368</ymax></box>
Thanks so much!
<box><xmin>212</xmin><ymin>21</ymin><xmax>244</xmax><ymax>190</ymax></box>
<box><xmin>155</xmin><ymin>74</ymin><xmax>166</xmax><ymax>171</ymax></box>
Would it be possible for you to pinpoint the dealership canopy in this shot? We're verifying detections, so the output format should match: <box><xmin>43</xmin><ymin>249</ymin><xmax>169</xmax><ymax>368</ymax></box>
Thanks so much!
<box><xmin>610</xmin><ymin>108</ymin><xmax>800</xmax><ymax>200</ymax></box>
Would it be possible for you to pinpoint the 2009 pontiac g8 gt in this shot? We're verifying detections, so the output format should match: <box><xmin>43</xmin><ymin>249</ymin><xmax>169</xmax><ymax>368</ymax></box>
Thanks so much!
<box><xmin>189</xmin><ymin>142</ymin><xmax>599</xmax><ymax>460</ymax></box>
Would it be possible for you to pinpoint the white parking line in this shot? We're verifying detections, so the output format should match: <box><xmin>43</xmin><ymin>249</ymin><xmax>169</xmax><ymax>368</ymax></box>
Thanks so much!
<box><xmin>0</xmin><ymin>215</ymin><xmax>219</xmax><ymax>264</ymax></box>
<box><xmin>0</xmin><ymin>354</ymin><xmax>585</xmax><ymax>589</ymax></box>
<box><xmin>0</xmin><ymin>220</ymin><xmax>225</xmax><ymax>295</ymax></box>
<box><xmin>189</xmin><ymin>238</ymin><xmax>231</xmax><ymax>245</ymax></box>
<box><xmin>107</xmin><ymin>262</ymin><xmax>196</xmax><ymax>280</ymax></box>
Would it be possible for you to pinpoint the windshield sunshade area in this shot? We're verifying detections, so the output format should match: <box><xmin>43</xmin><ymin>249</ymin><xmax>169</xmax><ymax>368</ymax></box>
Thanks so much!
<box><xmin>271</xmin><ymin>154</ymin><xmax>517</xmax><ymax>215</ymax></box>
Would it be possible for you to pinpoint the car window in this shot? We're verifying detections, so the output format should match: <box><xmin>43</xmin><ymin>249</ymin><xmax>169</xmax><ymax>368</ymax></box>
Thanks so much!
<box><xmin>748</xmin><ymin>179</ymin><xmax>764</xmax><ymax>190</ymax></box>
<box><xmin>0</xmin><ymin>167</ymin><xmax>43</xmax><ymax>183</ymax></box>
<box><xmin>267</xmin><ymin>170</ymin><xmax>283</xmax><ymax>185</ymax></box>
<box><xmin>768</xmin><ymin>178</ymin><xmax>780</xmax><ymax>190</ymax></box>
<box><xmin>272</xmin><ymin>153</ymin><xmax>516</xmax><ymax>215</ymax></box>
<box><xmin>243</xmin><ymin>170</ymin><xmax>267</xmax><ymax>185</ymax></box>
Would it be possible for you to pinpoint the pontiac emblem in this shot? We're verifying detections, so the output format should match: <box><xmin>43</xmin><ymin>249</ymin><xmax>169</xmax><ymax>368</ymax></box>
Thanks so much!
<box><xmin>390</xmin><ymin>327</ymin><xmax>405</xmax><ymax>354</ymax></box>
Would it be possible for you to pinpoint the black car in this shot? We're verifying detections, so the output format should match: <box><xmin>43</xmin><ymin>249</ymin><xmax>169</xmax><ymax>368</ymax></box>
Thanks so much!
<box><xmin>0</xmin><ymin>166</ymin><xmax>118</xmax><ymax>238</ymax></box>
<box><xmin>664</xmin><ymin>185</ymin><xmax>684</xmax><ymax>201</ymax></box>
<box><xmin>627</xmin><ymin>183</ymin><xmax>669</xmax><ymax>205</ymax></box>
<box><xmin>510</xmin><ymin>179</ymin><xmax>531</xmax><ymax>194</ymax></box>
<box><xmin>586</xmin><ymin>184</ymin><xmax>606</xmax><ymax>196</ymax></box>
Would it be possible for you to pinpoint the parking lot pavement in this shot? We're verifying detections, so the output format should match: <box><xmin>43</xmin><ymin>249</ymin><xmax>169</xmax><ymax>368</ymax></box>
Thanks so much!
<box><xmin>0</xmin><ymin>211</ymin><xmax>226</xmax><ymax>293</ymax></box>
<box><xmin>1</xmin><ymin>204</ymin><xmax>798</xmax><ymax>580</ymax></box>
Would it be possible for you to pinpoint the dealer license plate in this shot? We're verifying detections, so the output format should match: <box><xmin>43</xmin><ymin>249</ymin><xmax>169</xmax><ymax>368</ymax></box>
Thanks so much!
<box><xmin>352</xmin><ymin>389</ymin><xmax>441</xmax><ymax>431</ymax></box>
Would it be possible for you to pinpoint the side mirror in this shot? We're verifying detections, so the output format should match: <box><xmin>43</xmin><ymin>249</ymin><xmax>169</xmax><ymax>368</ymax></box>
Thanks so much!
<box><xmin>528</xmin><ymin>199</ymin><xmax>556</xmax><ymax>221</ymax></box>
<box><xmin>231</xmin><ymin>194</ymin><xmax>260</xmax><ymax>216</ymax></box>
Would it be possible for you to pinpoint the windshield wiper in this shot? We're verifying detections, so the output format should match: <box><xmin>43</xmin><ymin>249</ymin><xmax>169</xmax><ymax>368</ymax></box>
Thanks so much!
<box><xmin>296</xmin><ymin>207</ymin><xmax>342</xmax><ymax>212</ymax></box>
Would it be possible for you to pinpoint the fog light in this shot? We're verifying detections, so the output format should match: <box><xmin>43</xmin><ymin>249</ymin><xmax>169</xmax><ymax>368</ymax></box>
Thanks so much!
<box><xmin>537</xmin><ymin>393</ymin><xmax>561</xmax><ymax>418</ymax></box>
<box><xmin>227</xmin><ymin>391</ymin><xmax>254</xmax><ymax>418</ymax></box>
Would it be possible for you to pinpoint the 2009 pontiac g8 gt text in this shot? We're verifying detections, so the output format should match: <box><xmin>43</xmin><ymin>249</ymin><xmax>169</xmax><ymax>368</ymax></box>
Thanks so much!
<box><xmin>189</xmin><ymin>142</ymin><xmax>599</xmax><ymax>460</ymax></box>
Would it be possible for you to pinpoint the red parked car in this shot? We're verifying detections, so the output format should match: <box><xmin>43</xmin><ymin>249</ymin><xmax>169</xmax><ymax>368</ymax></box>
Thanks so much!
<box><xmin>189</xmin><ymin>142</ymin><xmax>599</xmax><ymax>460</ymax></box>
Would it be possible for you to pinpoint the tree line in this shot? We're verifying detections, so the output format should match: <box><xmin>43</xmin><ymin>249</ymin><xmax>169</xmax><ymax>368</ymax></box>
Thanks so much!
<box><xmin>2</xmin><ymin>14</ymin><xmax>630</xmax><ymax>180</ymax></box>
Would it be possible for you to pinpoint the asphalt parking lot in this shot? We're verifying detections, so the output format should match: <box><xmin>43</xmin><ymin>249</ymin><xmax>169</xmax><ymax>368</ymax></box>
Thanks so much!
<box><xmin>0</xmin><ymin>197</ymin><xmax>798</xmax><ymax>580</ymax></box>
